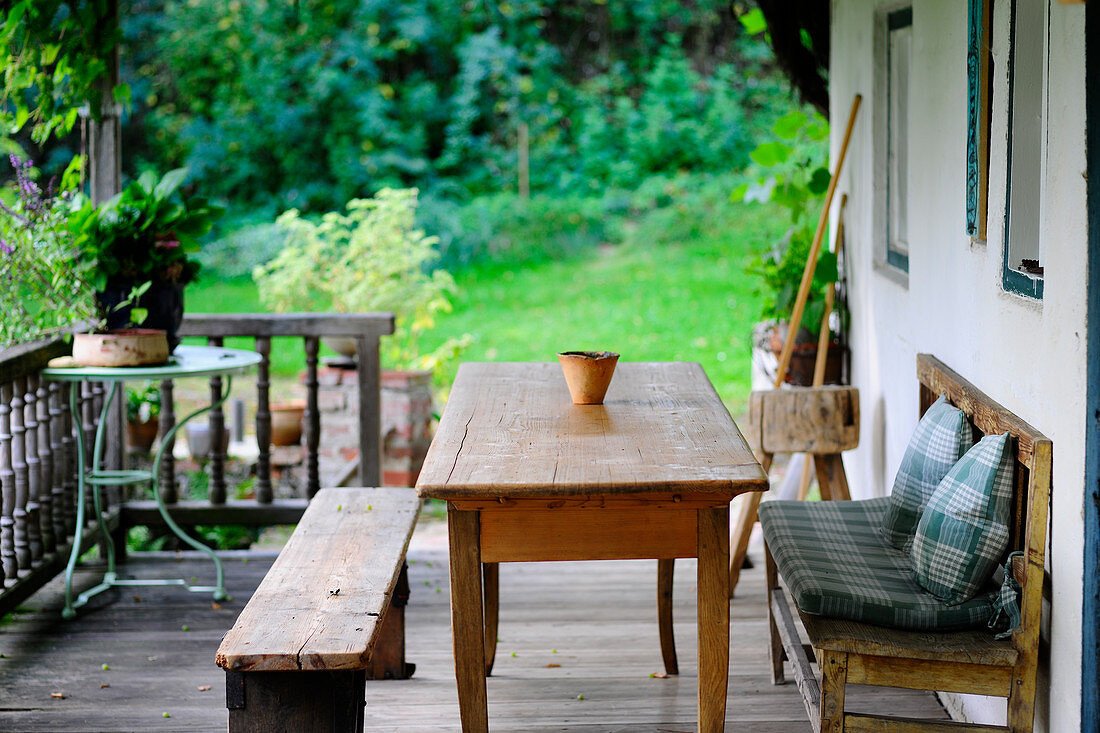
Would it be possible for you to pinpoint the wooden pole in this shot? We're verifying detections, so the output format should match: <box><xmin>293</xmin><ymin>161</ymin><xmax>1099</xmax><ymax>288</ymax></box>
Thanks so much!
<box><xmin>797</xmin><ymin>195</ymin><xmax>848</xmax><ymax>501</ymax></box>
<box><xmin>813</xmin><ymin>194</ymin><xmax>848</xmax><ymax>384</ymax></box>
<box><xmin>518</xmin><ymin>121</ymin><xmax>530</xmax><ymax>200</ymax></box>
<box><xmin>773</xmin><ymin>95</ymin><xmax>862</xmax><ymax>389</ymax></box>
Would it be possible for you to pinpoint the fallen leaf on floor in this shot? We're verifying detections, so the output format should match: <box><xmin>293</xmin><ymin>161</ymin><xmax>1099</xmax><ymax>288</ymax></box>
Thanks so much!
<box><xmin>147</xmin><ymin>656</ymin><xmax>158</xmax><ymax>662</ymax></box>
<box><xmin>100</xmin><ymin>684</ymin><xmax>110</xmax><ymax>689</ymax></box>
<box><xmin>50</xmin><ymin>692</ymin><xmax>65</xmax><ymax>699</ymax></box>
<box><xmin>650</xmin><ymin>671</ymin><xmax>668</xmax><ymax>679</ymax></box>
<box><xmin>211</xmin><ymin>602</ymin><xmax>222</xmax><ymax>610</ymax></box>
<box><xmin>198</xmin><ymin>685</ymin><xmax>211</xmax><ymax>692</ymax></box>
<box><xmin>133</xmin><ymin>595</ymin><xmax>142</xmax><ymax>602</ymax></box>
<box><xmin>545</xmin><ymin>663</ymin><xmax>561</xmax><ymax>668</ymax></box>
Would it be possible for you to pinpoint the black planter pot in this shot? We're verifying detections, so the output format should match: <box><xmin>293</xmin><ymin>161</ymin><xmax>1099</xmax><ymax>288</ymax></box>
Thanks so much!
<box><xmin>96</xmin><ymin>281</ymin><xmax>185</xmax><ymax>351</ymax></box>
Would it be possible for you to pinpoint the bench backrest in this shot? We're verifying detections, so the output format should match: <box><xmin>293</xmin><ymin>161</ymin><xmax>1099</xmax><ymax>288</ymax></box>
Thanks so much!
<box><xmin>916</xmin><ymin>354</ymin><xmax>1051</xmax><ymax>679</ymax></box>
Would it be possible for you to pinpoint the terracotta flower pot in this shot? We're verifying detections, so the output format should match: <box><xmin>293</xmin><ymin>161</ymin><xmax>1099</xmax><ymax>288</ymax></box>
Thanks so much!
<box><xmin>72</xmin><ymin>329</ymin><xmax>170</xmax><ymax>367</ymax></box>
<box><xmin>270</xmin><ymin>400</ymin><xmax>306</xmax><ymax>446</ymax></box>
<box><xmin>126</xmin><ymin>418</ymin><xmax>159</xmax><ymax>453</ymax></box>
<box><xmin>558</xmin><ymin>351</ymin><xmax>619</xmax><ymax>405</ymax></box>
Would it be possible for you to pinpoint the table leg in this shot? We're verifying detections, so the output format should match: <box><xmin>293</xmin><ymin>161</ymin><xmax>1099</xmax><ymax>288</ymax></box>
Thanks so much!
<box><xmin>697</xmin><ymin>506</ymin><xmax>730</xmax><ymax>733</ymax></box>
<box><xmin>448</xmin><ymin>505</ymin><xmax>488</xmax><ymax>732</ymax></box>
<box><xmin>482</xmin><ymin>562</ymin><xmax>499</xmax><ymax>676</ymax></box>
<box><xmin>657</xmin><ymin>558</ymin><xmax>679</xmax><ymax>675</ymax></box>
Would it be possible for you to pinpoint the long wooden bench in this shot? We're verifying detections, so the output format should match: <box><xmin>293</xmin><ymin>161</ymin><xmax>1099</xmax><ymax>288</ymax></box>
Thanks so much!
<box><xmin>216</xmin><ymin>487</ymin><xmax>420</xmax><ymax>732</ymax></box>
<box><xmin>761</xmin><ymin>354</ymin><xmax>1051</xmax><ymax>732</ymax></box>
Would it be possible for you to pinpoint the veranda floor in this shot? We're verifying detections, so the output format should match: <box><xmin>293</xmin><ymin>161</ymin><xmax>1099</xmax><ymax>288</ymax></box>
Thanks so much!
<box><xmin>0</xmin><ymin>519</ymin><xmax>948</xmax><ymax>732</ymax></box>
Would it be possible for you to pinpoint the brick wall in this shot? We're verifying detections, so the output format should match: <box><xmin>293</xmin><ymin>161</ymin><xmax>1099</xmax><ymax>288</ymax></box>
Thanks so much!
<box><xmin>314</xmin><ymin>367</ymin><xmax>434</xmax><ymax>487</ymax></box>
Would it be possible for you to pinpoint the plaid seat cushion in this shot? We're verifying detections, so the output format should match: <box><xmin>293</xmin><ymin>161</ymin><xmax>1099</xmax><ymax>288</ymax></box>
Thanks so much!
<box><xmin>911</xmin><ymin>432</ymin><xmax>1014</xmax><ymax>605</ymax></box>
<box><xmin>760</xmin><ymin>497</ymin><xmax>995</xmax><ymax>631</ymax></box>
<box><xmin>881</xmin><ymin>395</ymin><xmax>974</xmax><ymax>552</ymax></box>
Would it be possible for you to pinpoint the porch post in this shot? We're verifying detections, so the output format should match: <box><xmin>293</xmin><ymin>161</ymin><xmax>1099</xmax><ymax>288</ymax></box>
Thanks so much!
<box><xmin>1082</xmin><ymin>1</ymin><xmax>1100</xmax><ymax>730</ymax></box>
<box><xmin>87</xmin><ymin>0</ymin><xmax>126</xmax><ymax>477</ymax></box>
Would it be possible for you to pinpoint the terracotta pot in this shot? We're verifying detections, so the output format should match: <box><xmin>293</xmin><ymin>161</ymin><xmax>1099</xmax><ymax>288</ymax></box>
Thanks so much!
<box><xmin>270</xmin><ymin>400</ymin><xmax>306</xmax><ymax>446</ymax></box>
<box><xmin>126</xmin><ymin>418</ymin><xmax>159</xmax><ymax>453</ymax></box>
<box><xmin>72</xmin><ymin>329</ymin><xmax>169</xmax><ymax>367</ymax></box>
<box><xmin>776</xmin><ymin>343</ymin><xmax>847</xmax><ymax>386</ymax></box>
<box><xmin>558</xmin><ymin>351</ymin><xmax>619</xmax><ymax>405</ymax></box>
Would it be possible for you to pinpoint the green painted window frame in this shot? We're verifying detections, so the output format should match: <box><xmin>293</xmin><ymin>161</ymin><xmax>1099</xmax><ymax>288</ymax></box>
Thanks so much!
<box><xmin>1001</xmin><ymin>0</ymin><xmax>1045</xmax><ymax>300</ymax></box>
<box><xmin>885</xmin><ymin>7</ymin><xmax>912</xmax><ymax>274</ymax></box>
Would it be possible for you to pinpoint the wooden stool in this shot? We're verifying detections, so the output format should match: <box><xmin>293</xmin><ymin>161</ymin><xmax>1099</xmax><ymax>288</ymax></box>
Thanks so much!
<box><xmin>729</xmin><ymin>386</ymin><xmax>860</xmax><ymax>595</ymax></box>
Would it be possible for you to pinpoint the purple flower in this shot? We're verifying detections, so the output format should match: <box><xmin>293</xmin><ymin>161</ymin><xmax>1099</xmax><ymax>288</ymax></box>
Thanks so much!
<box><xmin>0</xmin><ymin>238</ymin><xmax>13</xmax><ymax>255</ymax></box>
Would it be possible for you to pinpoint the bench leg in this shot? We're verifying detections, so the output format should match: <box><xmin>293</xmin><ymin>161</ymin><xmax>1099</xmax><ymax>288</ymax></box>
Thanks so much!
<box><xmin>764</xmin><ymin>542</ymin><xmax>785</xmax><ymax>685</ymax></box>
<box><xmin>819</xmin><ymin>650</ymin><xmax>848</xmax><ymax>733</ymax></box>
<box><xmin>365</xmin><ymin>561</ymin><xmax>415</xmax><ymax>680</ymax></box>
<box><xmin>657</xmin><ymin>558</ymin><xmax>679</xmax><ymax>675</ymax></box>
<box><xmin>226</xmin><ymin>669</ymin><xmax>365</xmax><ymax>733</ymax></box>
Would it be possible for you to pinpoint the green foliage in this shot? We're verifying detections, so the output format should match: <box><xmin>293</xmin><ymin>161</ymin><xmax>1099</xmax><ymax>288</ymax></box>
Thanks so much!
<box><xmin>735</xmin><ymin>109</ymin><xmax>836</xmax><ymax>337</ymax></box>
<box><xmin>0</xmin><ymin>1</ymin><xmax>127</xmax><ymax>144</ymax></box>
<box><xmin>116</xmin><ymin>0</ymin><xmax>788</xmax><ymax>216</ymax></box>
<box><xmin>0</xmin><ymin>154</ymin><xmax>97</xmax><ymax>347</ymax></box>
<box><xmin>69</xmin><ymin>167</ymin><xmax>223</xmax><ymax>290</ymax></box>
<box><xmin>253</xmin><ymin>188</ymin><xmax>468</xmax><ymax>372</ymax></box>
<box><xmin>125</xmin><ymin>382</ymin><xmax>161</xmax><ymax>422</ymax></box>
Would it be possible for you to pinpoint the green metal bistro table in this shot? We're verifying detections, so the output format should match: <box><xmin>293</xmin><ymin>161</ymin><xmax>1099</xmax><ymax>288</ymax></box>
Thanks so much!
<box><xmin>42</xmin><ymin>345</ymin><xmax>263</xmax><ymax>618</ymax></box>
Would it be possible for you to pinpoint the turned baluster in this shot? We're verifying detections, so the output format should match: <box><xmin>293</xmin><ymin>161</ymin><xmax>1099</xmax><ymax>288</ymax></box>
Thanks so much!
<box><xmin>303</xmin><ymin>337</ymin><xmax>321</xmax><ymax>499</ymax></box>
<box><xmin>22</xmin><ymin>376</ymin><xmax>42</xmax><ymax>563</ymax></box>
<box><xmin>1</xmin><ymin>382</ymin><xmax>14</xmax><ymax>585</ymax></box>
<box><xmin>254</xmin><ymin>337</ymin><xmax>273</xmax><ymax>504</ymax></box>
<box><xmin>58</xmin><ymin>384</ymin><xmax>77</xmax><ymax>538</ymax></box>
<box><xmin>159</xmin><ymin>379</ymin><xmax>177</xmax><ymax>504</ymax></box>
<box><xmin>80</xmin><ymin>382</ymin><xmax>96</xmax><ymax>522</ymax></box>
<box><xmin>208</xmin><ymin>337</ymin><xmax>227</xmax><ymax>504</ymax></box>
<box><xmin>11</xmin><ymin>378</ymin><xmax>29</xmax><ymax>574</ymax></box>
<box><xmin>35</xmin><ymin>376</ymin><xmax>55</xmax><ymax>554</ymax></box>
<box><xmin>48</xmin><ymin>381</ymin><xmax>67</xmax><ymax>548</ymax></box>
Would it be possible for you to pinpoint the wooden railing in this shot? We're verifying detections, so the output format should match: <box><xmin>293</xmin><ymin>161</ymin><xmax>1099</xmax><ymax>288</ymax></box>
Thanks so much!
<box><xmin>0</xmin><ymin>337</ymin><xmax>116</xmax><ymax>615</ymax></box>
<box><xmin>122</xmin><ymin>313</ymin><xmax>395</xmax><ymax>530</ymax></box>
<box><xmin>0</xmin><ymin>312</ymin><xmax>394</xmax><ymax>616</ymax></box>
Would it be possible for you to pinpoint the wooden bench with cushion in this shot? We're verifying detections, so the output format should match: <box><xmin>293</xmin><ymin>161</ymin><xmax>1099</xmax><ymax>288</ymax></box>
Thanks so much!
<box><xmin>759</xmin><ymin>354</ymin><xmax>1051</xmax><ymax>732</ymax></box>
<box><xmin>216</xmin><ymin>487</ymin><xmax>420</xmax><ymax>732</ymax></box>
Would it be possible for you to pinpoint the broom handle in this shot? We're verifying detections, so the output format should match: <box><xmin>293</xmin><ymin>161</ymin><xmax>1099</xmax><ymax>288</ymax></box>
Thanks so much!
<box><xmin>774</xmin><ymin>94</ymin><xmax>862</xmax><ymax>389</ymax></box>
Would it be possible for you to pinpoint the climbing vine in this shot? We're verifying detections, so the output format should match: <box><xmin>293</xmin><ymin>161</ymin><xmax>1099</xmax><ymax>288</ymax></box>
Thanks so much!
<box><xmin>1</xmin><ymin>1</ymin><xmax>128</xmax><ymax>146</ymax></box>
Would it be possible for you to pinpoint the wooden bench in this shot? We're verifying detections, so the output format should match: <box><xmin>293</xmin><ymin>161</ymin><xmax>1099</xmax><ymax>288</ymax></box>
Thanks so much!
<box><xmin>216</xmin><ymin>487</ymin><xmax>420</xmax><ymax>732</ymax></box>
<box><xmin>761</xmin><ymin>354</ymin><xmax>1051</xmax><ymax>732</ymax></box>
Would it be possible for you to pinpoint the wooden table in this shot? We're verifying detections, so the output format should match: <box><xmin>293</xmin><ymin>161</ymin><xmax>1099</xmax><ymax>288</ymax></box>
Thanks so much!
<box><xmin>416</xmin><ymin>362</ymin><xmax>768</xmax><ymax>732</ymax></box>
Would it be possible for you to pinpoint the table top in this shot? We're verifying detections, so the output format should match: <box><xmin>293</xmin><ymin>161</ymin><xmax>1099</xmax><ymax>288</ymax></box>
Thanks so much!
<box><xmin>416</xmin><ymin>361</ymin><xmax>768</xmax><ymax>501</ymax></box>
<box><xmin>42</xmin><ymin>345</ymin><xmax>263</xmax><ymax>382</ymax></box>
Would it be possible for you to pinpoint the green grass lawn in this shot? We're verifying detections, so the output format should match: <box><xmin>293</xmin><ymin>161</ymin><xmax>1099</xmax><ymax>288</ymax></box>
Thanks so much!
<box><xmin>187</xmin><ymin>196</ymin><xmax>782</xmax><ymax>416</ymax></box>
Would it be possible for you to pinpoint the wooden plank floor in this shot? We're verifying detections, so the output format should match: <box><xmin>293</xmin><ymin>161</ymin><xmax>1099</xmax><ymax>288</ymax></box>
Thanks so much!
<box><xmin>0</xmin><ymin>519</ymin><xmax>948</xmax><ymax>731</ymax></box>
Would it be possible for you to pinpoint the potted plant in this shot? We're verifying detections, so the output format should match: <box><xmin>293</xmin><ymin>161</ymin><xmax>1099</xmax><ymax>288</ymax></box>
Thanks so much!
<box><xmin>736</xmin><ymin>110</ymin><xmax>845</xmax><ymax>385</ymax></box>
<box><xmin>125</xmin><ymin>383</ymin><xmax>161</xmax><ymax>453</ymax></box>
<box><xmin>68</xmin><ymin>167</ymin><xmax>223</xmax><ymax>351</ymax></box>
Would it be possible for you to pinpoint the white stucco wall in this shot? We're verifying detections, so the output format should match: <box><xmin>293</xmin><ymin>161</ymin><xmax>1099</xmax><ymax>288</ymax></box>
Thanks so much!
<box><xmin>830</xmin><ymin>1</ymin><xmax>1087</xmax><ymax>730</ymax></box>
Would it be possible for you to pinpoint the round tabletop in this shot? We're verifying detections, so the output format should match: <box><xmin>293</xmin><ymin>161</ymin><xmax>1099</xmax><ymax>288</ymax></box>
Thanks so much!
<box><xmin>41</xmin><ymin>345</ymin><xmax>263</xmax><ymax>383</ymax></box>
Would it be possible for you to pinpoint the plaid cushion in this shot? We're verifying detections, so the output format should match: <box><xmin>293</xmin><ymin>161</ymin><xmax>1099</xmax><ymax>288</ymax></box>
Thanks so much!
<box><xmin>911</xmin><ymin>432</ymin><xmax>1014</xmax><ymax>605</ymax></box>
<box><xmin>760</xmin><ymin>497</ymin><xmax>995</xmax><ymax>630</ymax></box>
<box><xmin>881</xmin><ymin>395</ymin><xmax>974</xmax><ymax>551</ymax></box>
